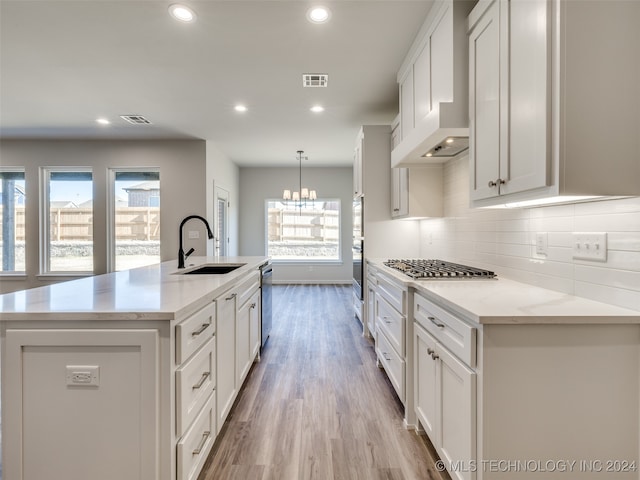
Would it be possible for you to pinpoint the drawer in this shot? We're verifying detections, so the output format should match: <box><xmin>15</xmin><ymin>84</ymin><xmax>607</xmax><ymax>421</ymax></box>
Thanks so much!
<box><xmin>376</xmin><ymin>327</ymin><xmax>405</xmax><ymax>403</ymax></box>
<box><xmin>236</xmin><ymin>271</ymin><xmax>260</xmax><ymax>308</ymax></box>
<box><xmin>176</xmin><ymin>301</ymin><xmax>216</xmax><ymax>364</ymax></box>
<box><xmin>376</xmin><ymin>272</ymin><xmax>406</xmax><ymax>314</ymax></box>
<box><xmin>177</xmin><ymin>391</ymin><xmax>216</xmax><ymax>480</ymax></box>
<box><xmin>414</xmin><ymin>293</ymin><xmax>476</xmax><ymax>368</ymax></box>
<box><xmin>376</xmin><ymin>294</ymin><xmax>405</xmax><ymax>357</ymax></box>
<box><xmin>176</xmin><ymin>336</ymin><xmax>216</xmax><ymax>436</ymax></box>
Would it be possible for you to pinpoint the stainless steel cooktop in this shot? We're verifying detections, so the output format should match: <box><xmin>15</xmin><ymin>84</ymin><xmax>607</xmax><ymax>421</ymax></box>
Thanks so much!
<box><xmin>384</xmin><ymin>259</ymin><xmax>496</xmax><ymax>279</ymax></box>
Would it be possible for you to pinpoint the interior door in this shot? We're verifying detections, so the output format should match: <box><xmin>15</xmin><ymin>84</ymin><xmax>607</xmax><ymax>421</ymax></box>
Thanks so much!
<box><xmin>213</xmin><ymin>185</ymin><xmax>229</xmax><ymax>257</ymax></box>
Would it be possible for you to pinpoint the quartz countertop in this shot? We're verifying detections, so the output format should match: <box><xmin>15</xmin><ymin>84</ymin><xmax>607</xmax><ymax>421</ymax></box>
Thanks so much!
<box><xmin>367</xmin><ymin>259</ymin><xmax>640</xmax><ymax>325</ymax></box>
<box><xmin>0</xmin><ymin>256</ymin><xmax>269</xmax><ymax>322</ymax></box>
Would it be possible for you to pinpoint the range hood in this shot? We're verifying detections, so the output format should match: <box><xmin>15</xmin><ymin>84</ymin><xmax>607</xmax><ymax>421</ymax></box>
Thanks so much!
<box><xmin>390</xmin><ymin>0</ymin><xmax>472</xmax><ymax>168</ymax></box>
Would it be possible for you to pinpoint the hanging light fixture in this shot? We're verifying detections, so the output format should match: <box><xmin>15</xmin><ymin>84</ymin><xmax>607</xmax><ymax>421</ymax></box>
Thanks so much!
<box><xmin>283</xmin><ymin>150</ymin><xmax>317</xmax><ymax>208</ymax></box>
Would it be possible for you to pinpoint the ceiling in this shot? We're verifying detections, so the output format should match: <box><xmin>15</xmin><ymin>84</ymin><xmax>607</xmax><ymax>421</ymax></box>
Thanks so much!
<box><xmin>0</xmin><ymin>0</ymin><xmax>434</xmax><ymax>167</ymax></box>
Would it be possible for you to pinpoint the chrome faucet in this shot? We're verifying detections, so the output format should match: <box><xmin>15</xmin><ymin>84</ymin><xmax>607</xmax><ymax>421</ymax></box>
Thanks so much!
<box><xmin>178</xmin><ymin>215</ymin><xmax>214</xmax><ymax>268</ymax></box>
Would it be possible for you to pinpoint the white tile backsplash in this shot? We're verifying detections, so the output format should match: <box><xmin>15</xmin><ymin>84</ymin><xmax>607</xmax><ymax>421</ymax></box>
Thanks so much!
<box><xmin>419</xmin><ymin>156</ymin><xmax>640</xmax><ymax>311</ymax></box>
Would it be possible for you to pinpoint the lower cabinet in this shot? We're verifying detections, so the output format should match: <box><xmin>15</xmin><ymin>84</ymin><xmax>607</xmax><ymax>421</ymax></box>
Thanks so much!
<box><xmin>237</xmin><ymin>288</ymin><xmax>260</xmax><ymax>386</ymax></box>
<box><xmin>216</xmin><ymin>287</ymin><xmax>238</xmax><ymax>434</ymax></box>
<box><xmin>415</xmin><ymin>323</ymin><xmax>476</xmax><ymax>480</ymax></box>
<box><xmin>177</xmin><ymin>391</ymin><xmax>216</xmax><ymax>480</ymax></box>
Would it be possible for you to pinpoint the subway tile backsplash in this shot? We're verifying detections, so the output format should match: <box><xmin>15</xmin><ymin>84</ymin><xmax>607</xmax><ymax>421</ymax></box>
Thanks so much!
<box><xmin>418</xmin><ymin>156</ymin><xmax>640</xmax><ymax>311</ymax></box>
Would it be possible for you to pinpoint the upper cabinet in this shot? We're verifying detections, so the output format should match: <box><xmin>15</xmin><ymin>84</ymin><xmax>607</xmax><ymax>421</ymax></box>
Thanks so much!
<box><xmin>468</xmin><ymin>0</ymin><xmax>640</xmax><ymax>207</ymax></box>
<box><xmin>392</xmin><ymin>0</ymin><xmax>474</xmax><ymax>167</ymax></box>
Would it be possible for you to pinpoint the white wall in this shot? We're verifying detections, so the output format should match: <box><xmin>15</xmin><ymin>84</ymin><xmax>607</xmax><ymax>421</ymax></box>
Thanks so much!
<box><xmin>419</xmin><ymin>155</ymin><xmax>640</xmax><ymax>311</ymax></box>
<box><xmin>239</xmin><ymin>166</ymin><xmax>353</xmax><ymax>283</ymax></box>
<box><xmin>0</xmin><ymin>139</ymin><xmax>207</xmax><ymax>293</ymax></box>
<box><xmin>205</xmin><ymin>141</ymin><xmax>239</xmax><ymax>256</ymax></box>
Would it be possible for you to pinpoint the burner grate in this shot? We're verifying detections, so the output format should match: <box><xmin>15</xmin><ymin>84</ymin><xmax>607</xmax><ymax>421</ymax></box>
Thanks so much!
<box><xmin>384</xmin><ymin>259</ymin><xmax>496</xmax><ymax>279</ymax></box>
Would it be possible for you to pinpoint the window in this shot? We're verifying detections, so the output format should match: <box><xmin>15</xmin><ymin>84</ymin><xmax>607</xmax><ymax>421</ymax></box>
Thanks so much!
<box><xmin>110</xmin><ymin>169</ymin><xmax>160</xmax><ymax>271</ymax></box>
<box><xmin>41</xmin><ymin>168</ymin><xmax>94</xmax><ymax>273</ymax></box>
<box><xmin>266</xmin><ymin>199</ymin><xmax>340</xmax><ymax>261</ymax></box>
<box><xmin>0</xmin><ymin>169</ymin><xmax>26</xmax><ymax>273</ymax></box>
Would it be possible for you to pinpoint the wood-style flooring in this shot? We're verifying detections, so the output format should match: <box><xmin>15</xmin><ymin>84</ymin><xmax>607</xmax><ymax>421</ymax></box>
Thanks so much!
<box><xmin>198</xmin><ymin>284</ymin><xmax>450</xmax><ymax>480</ymax></box>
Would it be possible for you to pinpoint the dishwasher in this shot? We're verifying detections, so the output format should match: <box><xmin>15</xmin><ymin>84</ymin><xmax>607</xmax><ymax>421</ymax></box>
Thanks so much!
<box><xmin>260</xmin><ymin>263</ymin><xmax>272</xmax><ymax>350</ymax></box>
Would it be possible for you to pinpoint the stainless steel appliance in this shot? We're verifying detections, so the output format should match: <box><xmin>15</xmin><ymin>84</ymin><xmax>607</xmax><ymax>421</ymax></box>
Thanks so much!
<box><xmin>260</xmin><ymin>263</ymin><xmax>272</xmax><ymax>350</ymax></box>
<box><xmin>384</xmin><ymin>259</ymin><xmax>496</xmax><ymax>279</ymax></box>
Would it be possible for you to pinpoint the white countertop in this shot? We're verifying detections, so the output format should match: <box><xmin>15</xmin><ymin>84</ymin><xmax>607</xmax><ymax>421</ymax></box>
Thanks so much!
<box><xmin>0</xmin><ymin>256</ymin><xmax>269</xmax><ymax>322</ymax></box>
<box><xmin>368</xmin><ymin>259</ymin><xmax>640</xmax><ymax>325</ymax></box>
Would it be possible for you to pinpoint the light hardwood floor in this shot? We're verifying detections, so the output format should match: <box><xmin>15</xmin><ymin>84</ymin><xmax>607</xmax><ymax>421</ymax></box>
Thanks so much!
<box><xmin>198</xmin><ymin>284</ymin><xmax>450</xmax><ymax>480</ymax></box>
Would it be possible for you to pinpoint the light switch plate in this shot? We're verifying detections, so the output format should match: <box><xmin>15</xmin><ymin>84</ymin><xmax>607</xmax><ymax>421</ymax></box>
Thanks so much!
<box><xmin>535</xmin><ymin>232</ymin><xmax>548</xmax><ymax>256</ymax></box>
<box><xmin>572</xmin><ymin>232</ymin><xmax>607</xmax><ymax>261</ymax></box>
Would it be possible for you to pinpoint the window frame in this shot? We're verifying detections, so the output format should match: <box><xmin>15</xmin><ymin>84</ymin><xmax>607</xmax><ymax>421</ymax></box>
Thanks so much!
<box><xmin>107</xmin><ymin>167</ymin><xmax>161</xmax><ymax>272</ymax></box>
<box><xmin>0</xmin><ymin>167</ymin><xmax>26</xmax><ymax>275</ymax></box>
<box><xmin>39</xmin><ymin>166</ymin><xmax>94</xmax><ymax>276</ymax></box>
<box><xmin>264</xmin><ymin>198</ymin><xmax>342</xmax><ymax>264</ymax></box>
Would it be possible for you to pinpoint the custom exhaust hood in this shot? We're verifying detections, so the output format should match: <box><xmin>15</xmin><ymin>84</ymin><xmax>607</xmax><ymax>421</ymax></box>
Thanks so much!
<box><xmin>391</xmin><ymin>0</ymin><xmax>473</xmax><ymax>167</ymax></box>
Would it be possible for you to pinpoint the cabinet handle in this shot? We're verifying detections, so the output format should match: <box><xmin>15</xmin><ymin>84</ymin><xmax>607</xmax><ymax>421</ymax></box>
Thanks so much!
<box><xmin>427</xmin><ymin>348</ymin><xmax>434</xmax><ymax>355</ymax></box>
<box><xmin>428</xmin><ymin>317</ymin><xmax>445</xmax><ymax>329</ymax></box>
<box><xmin>382</xmin><ymin>352</ymin><xmax>391</xmax><ymax>361</ymax></box>
<box><xmin>192</xmin><ymin>371</ymin><xmax>211</xmax><ymax>390</ymax></box>
<box><xmin>192</xmin><ymin>431</ymin><xmax>211</xmax><ymax>455</ymax></box>
<box><xmin>393</xmin><ymin>208</ymin><xmax>400</xmax><ymax>212</ymax></box>
<box><xmin>488</xmin><ymin>178</ymin><xmax>506</xmax><ymax>187</ymax></box>
<box><xmin>191</xmin><ymin>323</ymin><xmax>210</xmax><ymax>337</ymax></box>
<box><xmin>382</xmin><ymin>316</ymin><xmax>391</xmax><ymax>324</ymax></box>
<box><xmin>430</xmin><ymin>352</ymin><xmax>439</xmax><ymax>361</ymax></box>
<box><xmin>250</xmin><ymin>302</ymin><xmax>256</xmax><ymax>309</ymax></box>
<box><xmin>225</xmin><ymin>293</ymin><xmax>237</xmax><ymax>301</ymax></box>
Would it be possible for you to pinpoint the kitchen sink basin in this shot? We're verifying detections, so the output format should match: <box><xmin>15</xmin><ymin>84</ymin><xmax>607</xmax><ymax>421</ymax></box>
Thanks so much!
<box><xmin>181</xmin><ymin>263</ymin><xmax>246</xmax><ymax>275</ymax></box>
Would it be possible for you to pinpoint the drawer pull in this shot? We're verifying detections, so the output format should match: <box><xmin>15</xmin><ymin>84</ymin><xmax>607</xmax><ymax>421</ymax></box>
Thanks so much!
<box><xmin>192</xmin><ymin>431</ymin><xmax>211</xmax><ymax>455</ymax></box>
<box><xmin>382</xmin><ymin>316</ymin><xmax>391</xmax><ymax>324</ymax></box>
<box><xmin>192</xmin><ymin>372</ymin><xmax>211</xmax><ymax>390</ymax></box>
<box><xmin>429</xmin><ymin>317</ymin><xmax>445</xmax><ymax>328</ymax></box>
<box><xmin>382</xmin><ymin>352</ymin><xmax>391</xmax><ymax>361</ymax></box>
<box><xmin>427</xmin><ymin>348</ymin><xmax>434</xmax><ymax>355</ymax></box>
<box><xmin>225</xmin><ymin>293</ymin><xmax>237</xmax><ymax>301</ymax></box>
<box><xmin>430</xmin><ymin>352</ymin><xmax>439</xmax><ymax>361</ymax></box>
<box><xmin>250</xmin><ymin>302</ymin><xmax>256</xmax><ymax>309</ymax></box>
<box><xmin>191</xmin><ymin>323</ymin><xmax>210</xmax><ymax>337</ymax></box>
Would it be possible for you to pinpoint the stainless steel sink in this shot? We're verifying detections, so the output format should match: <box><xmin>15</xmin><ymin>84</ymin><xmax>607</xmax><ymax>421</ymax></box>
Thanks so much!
<box><xmin>180</xmin><ymin>263</ymin><xmax>246</xmax><ymax>275</ymax></box>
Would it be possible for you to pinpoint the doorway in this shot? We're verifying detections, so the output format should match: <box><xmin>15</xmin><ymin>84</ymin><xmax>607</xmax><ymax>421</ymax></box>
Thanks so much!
<box><xmin>214</xmin><ymin>184</ymin><xmax>229</xmax><ymax>257</ymax></box>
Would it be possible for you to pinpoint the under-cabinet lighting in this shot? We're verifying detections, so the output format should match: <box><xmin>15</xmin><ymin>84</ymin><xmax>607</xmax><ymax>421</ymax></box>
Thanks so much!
<box><xmin>484</xmin><ymin>196</ymin><xmax>604</xmax><ymax>208</ymax></box>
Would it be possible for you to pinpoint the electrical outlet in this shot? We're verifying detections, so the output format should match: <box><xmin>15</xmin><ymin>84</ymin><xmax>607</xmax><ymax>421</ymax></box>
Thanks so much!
<box><xmin>66</xmin><ymin>365</ymin><xmax>100</xmax><ymax>387</ymax></box>
<box><xmin>535</xmin><ymin>232</ymin><xmax>548</xmax><ymax>256</ymax></box>
<box><xmin>572</xmin><ymin>232</ymin><xmax>607</xmax><ymax>261</ymax></box>
<box><xmin>188</xmin><ymin>230</ymin><xmax>200</xmax><ymax>239</ymax></box>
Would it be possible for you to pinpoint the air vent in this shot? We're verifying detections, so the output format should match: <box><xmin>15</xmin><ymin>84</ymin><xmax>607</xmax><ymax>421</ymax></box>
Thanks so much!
<box><xmin>120</xmin><ymin>115</ymin><xmax>152</xmax><ymax>125</ymax></box>
<box><xmin>302</xmin><ymin>74</ymin><xmax>328</xmax><ymax>88</ymax></box>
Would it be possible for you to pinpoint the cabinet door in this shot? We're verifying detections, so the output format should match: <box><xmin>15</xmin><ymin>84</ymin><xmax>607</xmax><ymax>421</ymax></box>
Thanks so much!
<box><xmin>415</xmin><ymin>324</ymin><xmax>438</xmax><ymax>441</ymax></box>
<box><xmin>413</xmin><ymin>42</ymin><xmax>431</xmax><ymax>123</ymax></box>
<box><xmin>469</xmin><ymin>0</ymin><xmax>501</xmax><ymax>201</ymax></box>
<box><xmin>400</xmin><ymin>71</ymin><xmax>414</xmax><ymax>140</ymax></box>
<box><xmin>391</xmin><ymin>168</ymin><xmax>409</xmax><ymax>218</ymax></box>
<box><xmin>236</xmin><ymin>298</ymin><xmax>251</xmax><ymax>387</ymax></box>
<box><xmin>216</xmin><ymin>290</ymin><xmax>237</xmax><ymax>433</ymax></box>
<box><xmin>437</xmin><ymin>344</ymin><xmax>476</xmax><ymax>480</ymax></box>
<box><xmin>249</xmin><ymin>290</ymin><xmax>261</xmax><ymax>359</ymax></box>
<box><xmin>501</xmin><ymin>0</ymin><xmax>550</xmax><ymax>196</ymax></box>
<box><xmin>366</xmin><ymin>285</ymin><xmax>376</xmax><ymax>336</ymax></box>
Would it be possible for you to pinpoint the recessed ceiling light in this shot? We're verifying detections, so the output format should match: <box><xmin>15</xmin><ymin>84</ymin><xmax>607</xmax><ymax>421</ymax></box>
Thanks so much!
<box><xmin>234</xmin><ymin>105</ymin><xmax>248</xmax><ymax>113</ymax></box>
<box><xmin>96</xmin><ymin>118</ymin><xmax>110</xmax><ymax>125</ymax></box>
<box><xmin>307</xmin><ymin>6</ymin><xmax>331</xmax><ymax>24</ymax></box>
<box><xmin>310</xmin><ymin>105</ymin><xmax>325</xmax><ymax>113</ymax></box>
<box><xmin>169</xmin><ymin>4</ymin><xmax>196</xmax><ymax>23</ymax></box>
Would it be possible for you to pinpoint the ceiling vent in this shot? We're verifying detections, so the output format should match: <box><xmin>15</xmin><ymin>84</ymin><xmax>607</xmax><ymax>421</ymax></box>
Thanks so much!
<box><xmin>120</xmin><ymin>115</ymin><xmax>152</xmax><ymax>125</ymax></box>
<box><xmin>302</xmin><ymin>74</ymin><xmax>328</xmax><ymax>88</ymax></box>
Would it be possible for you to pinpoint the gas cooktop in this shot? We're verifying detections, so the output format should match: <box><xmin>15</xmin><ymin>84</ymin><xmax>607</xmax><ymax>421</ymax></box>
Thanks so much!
<box><xmin>384</xmin><ymin>259</ymin><xmax>496</xmax><ymax>280</ymax></box>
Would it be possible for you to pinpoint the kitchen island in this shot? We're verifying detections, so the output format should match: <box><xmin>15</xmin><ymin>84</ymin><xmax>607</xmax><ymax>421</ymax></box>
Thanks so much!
<box><xmin>367</xmin><ymin>259</ymin><xmax>640</xmax><ymax>480</ymax></box>
<box><xmin>0</xmin><ymin>256</ymin><xmax>269</xmax><ymax>480</ymax></box>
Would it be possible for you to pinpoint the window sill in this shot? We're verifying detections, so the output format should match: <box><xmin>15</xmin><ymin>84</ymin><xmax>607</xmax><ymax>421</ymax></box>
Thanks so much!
<box><xmin>0</xmin><ymin>273</ymin><xmax>27</xmax><ymax>279</ymax></box>
<box><xmin>37</xmin><ymin>273</ymin><xmax>94</xmax><ymax>279</ymax></box>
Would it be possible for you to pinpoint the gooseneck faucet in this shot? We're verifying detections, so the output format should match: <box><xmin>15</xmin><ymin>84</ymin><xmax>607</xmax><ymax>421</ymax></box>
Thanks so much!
<box><xmin>178</xmin><ymin>215</ymin><xmax>214</xmax><ymax>268</ymax></box>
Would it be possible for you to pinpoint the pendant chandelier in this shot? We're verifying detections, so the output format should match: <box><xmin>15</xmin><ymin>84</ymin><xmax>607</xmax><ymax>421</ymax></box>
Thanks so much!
<box><xmin>282</xmin><ymin>150</ymin><xmax>317</xmax><ymax>206</ymax></box>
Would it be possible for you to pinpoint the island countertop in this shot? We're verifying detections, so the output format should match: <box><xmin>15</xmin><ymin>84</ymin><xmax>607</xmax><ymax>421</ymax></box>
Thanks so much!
<box><xmin>0</xmin><ymin>256</ymin><xmax>269</xmax><ymax>322</ymax></box>
<box><xmin>367</xmin><ymin>259</ymin><xmax>640</xmax><ymax>324</ymax></box>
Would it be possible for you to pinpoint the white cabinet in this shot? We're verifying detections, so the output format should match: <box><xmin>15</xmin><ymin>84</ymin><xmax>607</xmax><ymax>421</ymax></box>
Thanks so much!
<box><xmin>414</xmin><ymin>293</ymin><xmax>476</xmax><ymax>480</ymax></box>
<box><xmin>373</xmin><ymin>269</ymin><xmax>416</xmax><ymax>427</ymax></box>
<box><xmin>216</xmin><ymin>287</ymin><xmax>237</xmax><ymax>433</ymax></box>
<box><xmin>237</xmin><ymin>283</ymin><xmax>260</xmax><ymax>387</ymax></box>
<box><xmin>249</xmin><ymin>290</ymin><xmax>261</xmax><ymax>360</ymax></box>
<box><xmin>468</xmin><ymin>0</ymin><xmax>640</xmax><ymax>207</ymax></box>
<box><xmin>366</xmin><ymin>266</ymin><xmax>378</xmax><ymax>337</ymax></box>
<box><xmin>391</xmin><ymin>165</ymin><xmax>444</xmax><ymax>219</ymax></box>
<box><xmin>392</xmin><ymin>0</ymin><xmax>472</xmax><ymax>167</ymax></box>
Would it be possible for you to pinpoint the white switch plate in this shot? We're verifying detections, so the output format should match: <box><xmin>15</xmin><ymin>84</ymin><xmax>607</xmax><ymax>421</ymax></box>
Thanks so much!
<box><xmin>66</xmin><ymin>365</ymin><xmax>100</xmax><ymax>387</ymax></box>
<box><xmin>188</xmin><ymin>230</ymin><xmax>200</xmax><ymax>239</ymax></box>
<box><xmin>535</xmin><ymin>232</ymin><xmax>548</xmax><ymax>256</ymax></box>
<box><xmin>572</xmin><ymin>232</ymin><xmax>607</xmax><ymax>261</ymax></box>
